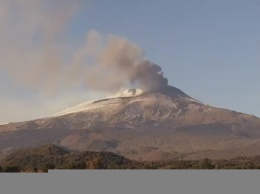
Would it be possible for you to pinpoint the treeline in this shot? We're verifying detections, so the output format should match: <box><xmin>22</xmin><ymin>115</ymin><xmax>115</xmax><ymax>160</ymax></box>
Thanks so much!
<box><xmin>0</xmin><ymin>165</ymin><xmax>21</xmax><ymax>172</ymax></box>
<box><xmin>2</xmin><ymin>144</ymin><xmax>260</xmax><ymax>172</ymax></box>
<box><xmin>0</xmin><ymin>144</ymin><xmax>139</xmax><ymax>172</ymax></box>
<box><xmin>2</xmin><ymin>156</ymin><xmax>260</xmax><ymax>172</ymax></box>
<box><xmin>158</xmin><ymin>157</ymin><xmax>260</xmax><ymax>169</ymax></box>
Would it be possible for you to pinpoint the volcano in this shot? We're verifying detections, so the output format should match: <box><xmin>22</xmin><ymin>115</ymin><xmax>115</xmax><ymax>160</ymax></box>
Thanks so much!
<box><xmin>1</xmin><ymin>86</ymin><xmax>260</xmax><ymax>161</ymax></box>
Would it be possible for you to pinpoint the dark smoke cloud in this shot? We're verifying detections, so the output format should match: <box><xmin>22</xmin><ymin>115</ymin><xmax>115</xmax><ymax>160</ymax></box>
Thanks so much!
<box><xmin>72</xmin><ymin>30</ymin><xmax>169</xmax><ymax>92</ymax></box>
<box><xmin>129</xmin><ymin>60</ymin><xmax>168</xmax><ymax>91</ymax></box>
<box><xmin>0</xmin><ymin>0</ymin><xmax>168</xmax><ymax>94</ymax></box>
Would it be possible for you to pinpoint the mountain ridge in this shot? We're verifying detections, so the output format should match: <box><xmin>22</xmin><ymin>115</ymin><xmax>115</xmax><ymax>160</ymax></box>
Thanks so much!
<box><xmin>0</xmin><ymin>86</ymin><xmax>260</xmax><ymax>161</ymax></box>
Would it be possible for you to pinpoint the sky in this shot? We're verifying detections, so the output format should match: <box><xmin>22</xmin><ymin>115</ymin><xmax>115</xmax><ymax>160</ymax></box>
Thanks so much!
<box><xmin>0</xmin><ymin>0</ymin><xmax>259</xmax><ymax>123</ymax></box>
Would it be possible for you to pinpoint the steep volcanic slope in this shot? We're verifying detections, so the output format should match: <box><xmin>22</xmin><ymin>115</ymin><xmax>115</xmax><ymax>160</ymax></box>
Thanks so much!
<box><xmin>0</xmin><ymin>86</ymin><xmax>260</xmax><ymax>161</ymax></box>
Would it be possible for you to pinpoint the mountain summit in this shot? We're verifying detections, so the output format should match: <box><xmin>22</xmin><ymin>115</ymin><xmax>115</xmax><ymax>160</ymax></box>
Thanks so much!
<box><xmin>0</xmin><ymin>85</ymin><xmax>260</xmax><ymax>161</ymax></box>
<box><xmin>53</xmin><ymin>86</ymin><xmax>197</xmax><ymax>117</ymax></box>
<box><xmin>114</xmin><ymin>88</ymin><xmax>143</xmax><ymax>97</ymax></box>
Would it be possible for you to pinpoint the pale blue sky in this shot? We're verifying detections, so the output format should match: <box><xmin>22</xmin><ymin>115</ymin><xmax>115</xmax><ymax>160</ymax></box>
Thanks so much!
<box><xmin>69</xmin><ymin>0</ymin><xmax>259</xmax><ymax>117</ymax></box>
<box><xmin>0</xmin><ymin>0</ymin><xmax>259</xmax><ymax>123</ymax></box>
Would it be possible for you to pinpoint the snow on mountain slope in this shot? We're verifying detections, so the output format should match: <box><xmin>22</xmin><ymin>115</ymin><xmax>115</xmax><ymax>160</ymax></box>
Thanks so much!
<box><xmin>1</xmin><ymin>86</ymin><xmax>260</xmax><ymax>161</ymax></box>
<box><xmin>53</xmin><ymin>101</ymin><xmax>95</xmax><ymax>117</ymax></box>
<box><xmin>53</xmin><ymin>89</ymin><xmax>144</xmax><ymax>117</ymax></box>
<box><xmin>53</xmin><ymin>86</ymin><xmax>205</xmax><ymax>117</ymax></box>
<box><xmin>114</xmin><ymin>88</ymin><xmax>143</xmax><ymax>97</ymax></box>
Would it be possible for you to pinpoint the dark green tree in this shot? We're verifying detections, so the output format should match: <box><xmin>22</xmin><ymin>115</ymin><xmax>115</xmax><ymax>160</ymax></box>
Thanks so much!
<box><xmin>86</xmin><ymin>157</ymin><xmax>105</xmax><ymax>169</ymax></box>
<box><xmin>33</xmin><ymin>167</ymin><xmax>38</xmax><ymax>173</ymax></box>
<box><xmin>4</xmin><ymin>166</ymin><xmax>21</xmax><ymax>172</ymax></box>
<box><xmin>200</xmin><ymin>158</ymin><xmax>215</xmax><ymax>169</ymax></box>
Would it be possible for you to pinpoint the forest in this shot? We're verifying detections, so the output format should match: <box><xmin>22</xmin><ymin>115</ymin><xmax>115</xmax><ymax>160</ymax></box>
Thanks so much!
<box><xmin>1</xmin><ymin>144</ymin><xmax>260</xmax><ymax>172</ymax></box>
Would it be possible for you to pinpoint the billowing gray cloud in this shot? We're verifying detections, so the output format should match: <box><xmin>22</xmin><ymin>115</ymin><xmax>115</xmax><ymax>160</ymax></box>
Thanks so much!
<box><xmin>70</xmin><ymin>31</ymin><xmax>169</xmax><ymax>92</ymax></box>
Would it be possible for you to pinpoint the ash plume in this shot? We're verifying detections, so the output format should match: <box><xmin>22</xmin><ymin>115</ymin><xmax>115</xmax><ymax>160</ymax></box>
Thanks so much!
<box><xmin>71</xmin><ymin>31</ymin><xmax>169</xmax><ymax>92</ymax></box>
<box><xmin>0</xmin><ymin>1</ymin><xmax>169</xmax><ymax>94</ymax></box>
<box><xmin>0</xmin><ymin>0</ymin><xmax>170</xmax><ymax>123</ymax></box>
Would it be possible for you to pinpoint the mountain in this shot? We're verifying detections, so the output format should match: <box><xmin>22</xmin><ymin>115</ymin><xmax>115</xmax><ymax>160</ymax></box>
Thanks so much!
<box><xmin>1</xmin><ymin>85</ymin><xmax>260</xmax><ymax>161</ymax></box>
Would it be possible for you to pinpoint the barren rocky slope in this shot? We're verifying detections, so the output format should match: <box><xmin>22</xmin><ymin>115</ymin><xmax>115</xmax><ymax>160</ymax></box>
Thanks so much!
<box><xmin>1</xmin><ymin>86</ymin><xmax>260</xmax><ymax>161</ymax></box>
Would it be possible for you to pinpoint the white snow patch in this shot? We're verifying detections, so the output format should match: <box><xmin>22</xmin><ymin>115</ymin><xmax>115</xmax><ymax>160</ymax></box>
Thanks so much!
<box><xmin>0</xmin><ymin>122</ymin><xmax>10</xmax><ymax>126</ymax></box>
<box><xmin>52</xmin><ymin>97</ymin><xmax>123</xmax><ymax>117</ymax></box>
<box><xmin>113</xmin><ymin>88</ymin><xmax>143</xmax><ymax>98</ymax></box>
<box><xmin>186</xmin><ymin>97</ymin><xmax>207</xmax><ymax>105</ymax></box>
<box><xmin>52</xmin><ymin>101</ymin><xmax>94</xmax><ymax>117</ymax></box>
